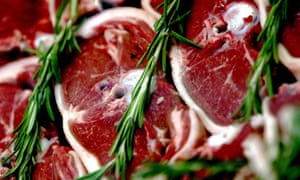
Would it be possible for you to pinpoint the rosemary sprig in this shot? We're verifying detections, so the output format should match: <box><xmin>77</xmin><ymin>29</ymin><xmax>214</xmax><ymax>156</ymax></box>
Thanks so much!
<box><xmin>233</xmin><ymin>0</ymin><xmax>288</xmax><ymax>120</ymax></box>
<box><xmin>77</xmin><ymin>0</ymin><xmax>200</xmax><ymax>179</ymax></box>
<box><xmin>1</xmin><ymin>0</ymin><xmax>80</xmax><ymax>179</ymax></box>
<box><xmin>132</xmin><ymin>159</ymin><xmax>246</xmax><ymax>179</ymax></box>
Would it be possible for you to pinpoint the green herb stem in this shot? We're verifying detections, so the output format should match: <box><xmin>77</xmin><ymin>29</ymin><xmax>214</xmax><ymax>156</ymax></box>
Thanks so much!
<box><xmin>77</xmin><ymin>0</ymin><xmax>200</xmax><ymax>179</ymax></box>
<box><xmin>1</xmin><ymin>0</ymin><xmax>80</xmax><ymax>179</ymax></box>
<box><xmin>233</xmin><ymin>0</ymin><xmax>288</xmax><ymax>121</ymax></box>
<box><xmin>132</xmin><ymin>159</ymin><xmax>246</xmax><ymax>179</ymax></box>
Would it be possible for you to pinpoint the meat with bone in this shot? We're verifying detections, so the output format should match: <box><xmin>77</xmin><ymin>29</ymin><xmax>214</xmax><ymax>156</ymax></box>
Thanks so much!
<box><xmin>280</xmin><ymin>1</ymin><xmax>300</xmax><ymax>58</ymax></box>
<box><xmin>1</xmin><ymin>0</ymin><xmax>300</xmax><ymax>179</ymax></box>
<box><xmin>55</xmin><ymin>7</ymin><xmax>207</xmax><ymax>177</ymax></box>
<box><xmin>141</xmin><ymin>0</ymin><xmax>257</xmax><ymax>165</ymax></box>
<box><xmin>170</xmin><ymin>0</ymin><xmax>261</xmax><ymax>133</ymax></box>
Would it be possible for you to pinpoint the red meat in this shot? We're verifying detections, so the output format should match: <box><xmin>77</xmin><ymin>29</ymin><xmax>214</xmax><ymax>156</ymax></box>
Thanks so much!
<box><xmin>171</xmin><ymin>0</ymin><xmax>261</xmax><ymax>133</ymax></box>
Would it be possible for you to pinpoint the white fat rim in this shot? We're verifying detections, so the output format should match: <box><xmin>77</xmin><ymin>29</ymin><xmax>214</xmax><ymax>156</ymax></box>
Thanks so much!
<box><xmin>242</xmin><ymin>133</ymin><xmax>276</xmax><ymax>180</ymax></box>
<box><xmin>0</xmin><ymin>56</ymin><xmax>39</xmax><ymax>84</ymax></box>
<box><xmin>141</xmin><ymin>0</ymin><xmax>161</xmax><ymax>20</ymax></box>
<box><xmin>68</xmin><ymin>150</ymin><xmax>88</xmax><ymax>177</ymax></box>
<box><xmin>47</xmin><ymin>0</ymin><xmax>56</xmax><ymax>26</ymax></box>
<box><xmin>37</xmin><ymin>137</ymin><xmax>59</xmax><ymax>162</ymax></box>
<box><xmin>77</xmin><ymin>7</ymin><xmax>156</xmax><ymax>39</ymax></box>
<box><xmin>278</xmin><ymin>43</ymin><xmax>300</xmax><ymax>81</ymax></box>
<box><xmin>253</xmin><ymin>0</ymin><xmax>269</xmax><ymax>27</ymax></box>
<box><xmin>169</xmin><ymin>108</ymin><xmax>206</xmax><ymax>162</ymax></box>
<box><xmin>262</xmin><ymin>98</ymin><xmax>279</xmax><ymax>161</ymax></box>
<box><xmin>54</xmin><ymin>84</ymin><xmax>102</xmax><ymax>172</ymax></box>
<box><xmin>170</xmin><ymin>45</ymin><xmax>233</xmax><ymax>134</ymax></box>
<box><xmin>242</xmin><ymin>98</ymin><xmax>278</xmax><ymax>180</ymax></box>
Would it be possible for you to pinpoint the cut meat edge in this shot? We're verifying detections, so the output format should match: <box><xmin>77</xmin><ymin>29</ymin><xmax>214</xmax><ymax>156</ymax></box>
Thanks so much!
<box><xmin>77</xmin><ymin>7</ymin><xmax>156</xmax><ymax>39</ymax></box>
<box><xmin>253</xmin><ymin>0</ymin><xmax>269</xmax><ymax>27</ymax></box>
<box><xmin>165</xmin><ymin>107</ymin><xmax>207</xmax><ymax>162</ymax></box>
<box><xmin>170</xmin><ymin>45</ymin><xmax>234</xmax><ymax>134</ymax></box>
<box><xmin>54</xmin><ymin>84</ymin><xmax>101</xmax><ymax>172</ymax></box>
<box><xmin>0</xmin><ymin>56</ymin><xmax>39</xmax><ymax>84</ymax></box>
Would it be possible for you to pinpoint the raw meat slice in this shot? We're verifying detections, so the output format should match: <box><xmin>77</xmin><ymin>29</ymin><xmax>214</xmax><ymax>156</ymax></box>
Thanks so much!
<box><xmin>0</xmin><ymin>84</ymin><xmax>31</xmax><ymax>178</ymax></box>
<box><xmin>269</xmin><ymin>83</ymin><xmax>300</xmax><ymax>116</ymax></box>
<box><xmin>163</xmin><ymin>107</ymin><xmax>207</xmax><ymax>162</ymax></box>
<box><xmin>280</xmin><ymin>2</ymin><xmax>300</xmax><ymax>58</ymax></box>
<box><xmin>163</xmin><ymin>112</ymin><xmax>253</xmax><ymax>162</ymax></box>
<box><xmin>0</xmin><ymin>57</ymin><xmax>39</xmax><ymax>179</ymax></box>
<box><xmin>170</xmin><ymin>0</ymin><xmax>261</xmax><ymax>133</ymax></box>
<box><xmin>0</xmin><ymin>56</ymin><xmax>83</xmax><ymax>179</ymax></box>
<box><xmin>55</xmin><ymin>7</ymin><xmax>207</xmax><ymax>177</ymax></box>
<box><xmin>0</xmin><ymin>57</ymin><xmax>39</xmax><ymax>88</ymax></box>
<box><xmin>55</xmin><ymin>7</ymin><xmax>157</xmax><ymax>174</ymax></box>
<box><xmin>0</xmin><ymin>0</ymin><xmax>53</xmax><ymax>58</ymax></box>
<box><xmin>32</xmin><ymin>140</ymin><xmax>86</xmax><ymax>180</ymax></box>
<box><xmin>199</xmin><ymin>123</ymin><xmax>253</xmax><ymax>161</ymax></box>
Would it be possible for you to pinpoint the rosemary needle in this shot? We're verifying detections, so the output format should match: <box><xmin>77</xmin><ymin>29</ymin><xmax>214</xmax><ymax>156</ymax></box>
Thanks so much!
<box><xmin>77</xmin><ymin>0</ymin><xmax>200</xmax><ymax>179</ymax></box>
<box><xmin>233</xmin><ymin>0</ymin><xmax>288</xmax><ymax>121</ymax></box>
<box><xmin>1</xmin><ymin>0</ymin><xmax>80</xmax><ymax>179</ymax></box>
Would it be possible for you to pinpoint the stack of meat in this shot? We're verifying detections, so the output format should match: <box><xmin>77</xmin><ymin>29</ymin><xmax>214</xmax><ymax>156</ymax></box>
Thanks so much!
<box><xmin>1</xmin><ymin>0</ymin><xmax>300</xmax><ymax>179</ymax></box>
